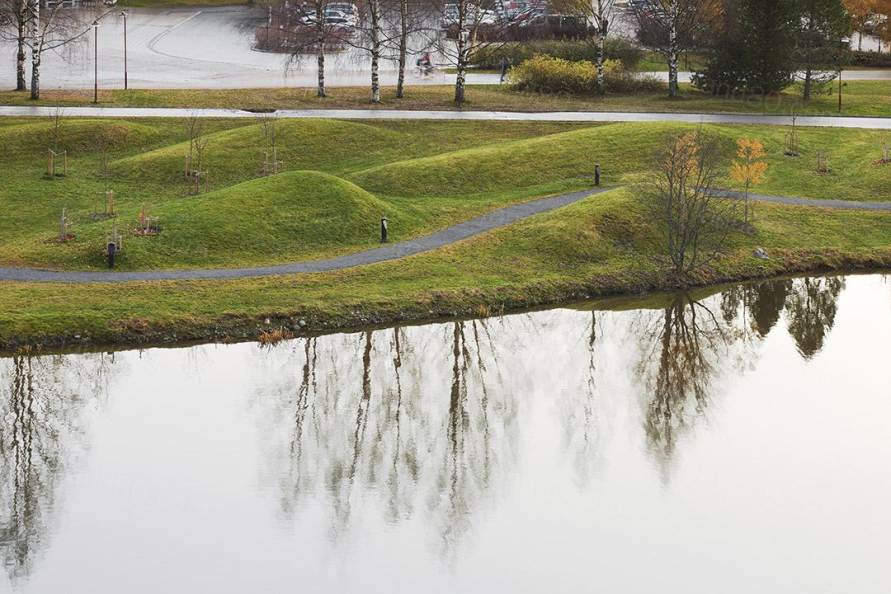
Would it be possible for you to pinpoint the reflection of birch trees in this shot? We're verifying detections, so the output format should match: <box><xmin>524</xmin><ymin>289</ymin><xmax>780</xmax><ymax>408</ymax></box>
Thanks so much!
<box><xmin>251</xmin><ymin>274</ymin><xmax>851</xmax><ymax>547</ymax></box>
<box><xmin>0</xmin><ymin>351</ymin><xmax>116</xmax><ymax>583</ymax></box>
<box><xmin>257</xmin><ymin>320</ymin><xmax>516</xmax><ymax>556</ymax></box>
<box><xmin>556</xmin><ymin>312</ymin><xmax>605</xmax><ymax>488</ymax></box>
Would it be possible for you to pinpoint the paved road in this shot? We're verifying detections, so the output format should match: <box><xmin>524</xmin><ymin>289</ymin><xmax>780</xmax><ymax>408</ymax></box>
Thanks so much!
<box><xmin>2</xmin><ymin>6</ymin><xmax>888</xmax><ymax>90</ymax></box>
<box><xmin>1</xmin><ymin>105</ymin><xmax>890</xmax><ymax>129</ymax></box>
<box><xmin>0</xmin><ymin>188</ymin><xmax>887</xmax><ymax>284</ymax></box>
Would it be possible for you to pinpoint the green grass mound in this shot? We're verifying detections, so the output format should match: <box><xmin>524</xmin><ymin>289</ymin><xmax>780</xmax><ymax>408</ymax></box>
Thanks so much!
<box><xmin>17</xmin><ymin>170</ymin><xmax>398</xmax><ymax>270</ymax></box>
<box><xmin>348</xmin><ymin>122</ymin><xmax>891</xmax><ymax>203</ymax></box>
<box><xmin>109</xmin><ymin>119</ymin><xmax>406</xmax><ymax>186</ymax></box>
<box><xmin>0</xmin><ymin>119</ymin><xmax>162</xmax><ymax>160</ymax></box>
<box><xmin>347</xmin><ymin>122</ymin><xmax>703</xmax><ymax>197</ymax></box>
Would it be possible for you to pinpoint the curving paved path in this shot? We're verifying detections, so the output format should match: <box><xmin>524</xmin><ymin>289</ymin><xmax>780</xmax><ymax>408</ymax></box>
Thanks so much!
<box><xmin>0</xmin><ymin>188</ymin><xmax>887</xmax><ymax>284</ymax></box>
<box><xmin>714</xmin><ymin>190</ymin><xmax>891</xmax><ymax>211</ymax></box>
<box><xmin>0</xmin><ymin>188</ymin><xmax>607</xmax><ymax>284</ymax></box>
<box><xmin>0</xmin><ymin>105</ymin><xmax>890</xmax><ymax>130</ymax></box>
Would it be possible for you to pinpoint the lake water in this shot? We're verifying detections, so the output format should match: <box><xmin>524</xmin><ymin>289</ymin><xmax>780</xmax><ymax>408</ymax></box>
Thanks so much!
<box><xmin>1</xmin><ymin>274</ymin><xmax>889</xmax><ymax>594</ymax></box>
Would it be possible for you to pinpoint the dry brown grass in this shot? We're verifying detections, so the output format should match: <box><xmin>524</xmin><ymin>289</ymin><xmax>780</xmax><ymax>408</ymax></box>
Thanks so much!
<box><xmin>257</xmin><ymin>326</ymin><xmax>295</xmax><ymax>346</ymax></box>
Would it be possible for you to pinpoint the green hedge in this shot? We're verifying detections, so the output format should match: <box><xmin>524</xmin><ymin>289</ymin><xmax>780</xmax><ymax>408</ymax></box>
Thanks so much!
<box><xmin>850</xmin><ymin>50</ymin><xmax>891</xmax><ymax>68</ymax></box>
<box><xmin>509</xmin><ymin>55</ymin><xmax>663</xmax><ymax>95</ymax></box>
<box><xmin>471</xmin><ymin>39</ymin><xmax>644</xmax><ymax>70</ymax></box>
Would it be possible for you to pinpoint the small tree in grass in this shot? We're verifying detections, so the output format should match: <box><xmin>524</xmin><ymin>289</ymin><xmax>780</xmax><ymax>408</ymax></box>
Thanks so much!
<box><xmin>730</xmin><ymin>138</ymin><xmax>768</xmax><ymax>226</ymax></box>
<box><xmin>880</xmin><ymin>137</ymin><xmax>890</xmax><ymax>164</ymax></box>
<box><xmin>784</xmin><ymin>111</ymin><xmax>800</xmax><ymax>157</ymax></box>
<box><xmin>643</xmin><ymin>130</ymin><xmax>741</xmax><ymax>274</ymax></box>
<box><xmin>815</xmin><ymin>150</ymin><xmax>831</xmax><ymax>173</ymax></box>
<box><xmin>184</xmin><ymin>115</ymin><xmax>205</xmax><ymax>178</ymax></box>
<box><xmin>259</xmin><ymin>114</ymin><xmax>282</xmax><ymax>175</ymax></box>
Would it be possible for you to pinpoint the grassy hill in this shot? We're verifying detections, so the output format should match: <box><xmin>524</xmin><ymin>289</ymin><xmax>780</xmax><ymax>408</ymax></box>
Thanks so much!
<box><xmin>0</xmin><ymin>116</ymin><xmax>887</xmax><ymax>277</ymax></box>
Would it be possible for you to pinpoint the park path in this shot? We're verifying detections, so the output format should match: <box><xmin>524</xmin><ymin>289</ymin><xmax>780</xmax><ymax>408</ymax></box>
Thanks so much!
<box><xmin>0</xmin><ymin>105</ymin><xmax>890</xmax><ymax>129</ymax></box>
<box><xmin>0</xmin><ymin>188</ymin><xmax>887</xmax><ymax>284</ymax></box>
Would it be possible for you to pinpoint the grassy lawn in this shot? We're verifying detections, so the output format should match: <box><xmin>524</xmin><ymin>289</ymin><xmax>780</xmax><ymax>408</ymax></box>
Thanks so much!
<box><xmin>2</xmin><ymin>188</ymin><xmax>888</xmax><ymax>347</ymax></box>
<box><xmin>1</xmin><ymin>80</ymin><xmax>890</xmax><ymax>116</ymax></box>
<box><xmin>0</xmin><ymin>116</ymin><xmax>888</xmax><ymax>347</ymax></box>
<box><xmin>0</xmin><ymin>117</ymin><xmax>888</xmax><ymax>275</ymax></box>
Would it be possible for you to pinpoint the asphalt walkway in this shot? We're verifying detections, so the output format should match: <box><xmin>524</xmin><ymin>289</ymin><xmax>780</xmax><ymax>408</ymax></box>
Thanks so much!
<box><xmin>0</xmin><ymin>106</ymin><xmax>890</xmax><ymax>129</ymax></box>
<box><xmin>0</xmin><ymin>188</ymin><xmax>887</xmax><ymax>284</ymax></box>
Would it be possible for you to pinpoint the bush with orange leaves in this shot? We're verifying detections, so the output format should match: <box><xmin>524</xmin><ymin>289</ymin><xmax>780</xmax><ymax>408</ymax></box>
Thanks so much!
<box><xmin>730</xmin><ymin>138</ymin><xmax>769</xmax><ymax>226</ymax></box>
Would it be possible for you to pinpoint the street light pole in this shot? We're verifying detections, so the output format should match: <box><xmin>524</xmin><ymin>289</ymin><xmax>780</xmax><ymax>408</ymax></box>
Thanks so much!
<box><xmin>838</xmin><ymin>36</ymin><xmax>850</xmax><ymax>114</ymax></box>
<box><xmin>122</xmin><ymin>11</ymin><xmax>128</xmax><ymax>90</ymax></box>
<box><xmin>93</xmin><ymin>21</ymin><xmax>99</xmax><ymax>104</ymax></box>
<box><xmin>837</xmin><ymin>68</ymin><xmax>842</xmax><ymax>113</ymax></box>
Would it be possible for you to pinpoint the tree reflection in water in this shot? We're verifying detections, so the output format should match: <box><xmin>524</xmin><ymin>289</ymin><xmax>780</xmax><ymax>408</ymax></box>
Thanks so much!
<box><xmin>257</xmin><ymin>319</ymin><xmax>516</xmax><ymax>558</ymax></box>
<box><xmin>785</xmin><ymin>277</ymin><xmax>845</xmax><ymax>359</ymax></box>
<box><xmin>0</xmin><ymin>351</ymin><xmax>117</xmax><ymax>584</ymax></box>
<box><xmin>720</xmin><ymin>279</ymin><xmax>793</xmax><ymax>339</ymax></box>
<box><xmin>252</xmin><ymin>275</ymin><xmax>850</xmax><ymax>551</ymax></box>
<box><xmin>636</xmin><ymin>275</ymin><xmax>847</xmax><ymax>473</ymax></box>
<box><xmin>555</xmin><ymin>311</ymin><xmax>606</xmax><ymax>488</ymax></box>
<box><xmin>636</xmin><ymin>295</ymin><xmax>730</xmax><ymax>468</ymax></box>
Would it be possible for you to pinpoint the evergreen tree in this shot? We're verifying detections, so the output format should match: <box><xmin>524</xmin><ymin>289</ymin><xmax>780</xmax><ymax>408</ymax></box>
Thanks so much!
<box><xmin>794</xmin><ymin>0</ymin><xmax>851</xmax><ymax>101</ymax></box>
<box><xmin>693</xmin><ymin>0</ymin><xmax>799</xmax><ymax>95</ymax></box>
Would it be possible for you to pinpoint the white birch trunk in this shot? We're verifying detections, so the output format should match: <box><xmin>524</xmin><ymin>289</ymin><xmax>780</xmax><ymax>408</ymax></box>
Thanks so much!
<box><xmin>395</xmin><ymin>0</ymin><xmax>408</xmax><ymax>98</ymax></box>
<box><xmin>667</xmin><ymin>0</ymin><xmax>679</xmax><ymax>98</ymax></box>
<box><xmin>16</xmin><ymin>0</ymin><xmax>26</xmax><ymax>91</ymax></box>
<box><xmin>369</xmin><ymin>0</ymin><xmax>381</xmax><ymax>103</ymax></box>
<box><xmin>28</xmin><ymin>0</ymin><xmax>40</xmax><ymax>100</ymax></box>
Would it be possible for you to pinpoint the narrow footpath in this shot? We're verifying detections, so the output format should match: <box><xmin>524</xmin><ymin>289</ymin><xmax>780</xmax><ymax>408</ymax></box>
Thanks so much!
<box><xmin>0</xmin><ymin>106</ymin><xmax>890</xmax><ymax>129</ymax></box>
<box><xmin>0</xmin><ymin>188</ymin><xmax>887</xmax><ymax>284</ymax></box>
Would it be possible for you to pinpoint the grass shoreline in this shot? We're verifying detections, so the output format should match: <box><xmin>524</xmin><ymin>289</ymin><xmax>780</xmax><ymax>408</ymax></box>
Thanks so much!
<box><xmin>3</xmin><ymin>254</ymin><xmax>889</xmax><ymax>353</ymax></box>
<box><xmin>0</xmin><ymin>117</ymin><xmax>886</xmax><ymax>352</ymax></box>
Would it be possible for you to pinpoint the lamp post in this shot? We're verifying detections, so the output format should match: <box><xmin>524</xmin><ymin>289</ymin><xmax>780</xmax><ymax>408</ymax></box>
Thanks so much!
<box><xmin>121</xmin><ymin>10</ymin><xmax>128</xmax><ymax>90</ymax></box>
<box><xmin>838</xmin><ymin>36</ymin><xmax>850</xmax><ymax>114</ymax></box>
<box><xmin>92</xmin><ymin>20</ymin><xmax>99</xmax><ymax>103</ymax></box>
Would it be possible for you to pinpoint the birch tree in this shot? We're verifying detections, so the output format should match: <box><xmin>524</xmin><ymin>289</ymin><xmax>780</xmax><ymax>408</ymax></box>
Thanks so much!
<box><xmin>0</xmin><ymin>0</ymin><xmax>30</xmax><ymax>91</ymax></box>
<box><xmin>631</xmin><ymin>0</ymin><xmax>720</xmax><ymax>97</ymax></box>
<box><xmin>25</xmin><ymin>0</ymin><xmax>88</xmax><ymax>100</ymax></box>
<box><xmin>427</xmin><ymin>0</ymin><xmax>507</xmax><ymax>106</ymax></box>
<box><xmin>385</xmin><ymin>0</ymin><xmax>424</xmax><ymax>98</ymax></box>
<box><xmin>351</xmin><ymin>0</ymin><xmax>387</xmax><ymax>102</ymax></box>
<box><xmin>270</xmin><ymin>0</ymin><xmax>351</xmax><ymax>97</ymax></box>
<box><xmin>553</xmin><ymin>0</ymin><xmax>615</xmax><ymax>94</ymax></box>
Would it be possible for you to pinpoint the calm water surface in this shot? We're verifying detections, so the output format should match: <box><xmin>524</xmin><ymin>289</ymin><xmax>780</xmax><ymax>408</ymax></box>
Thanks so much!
<box><xmin>1</xmin><ymin>274</ymin><xmax>889</xmax><ymax>594</ymax></box>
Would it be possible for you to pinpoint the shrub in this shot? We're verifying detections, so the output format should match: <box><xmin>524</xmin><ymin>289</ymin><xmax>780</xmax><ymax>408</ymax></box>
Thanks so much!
<box><xmin>509</xmin><ymin>55</ymin><xmax>663</xmax><ymax>95</ymax></box>
<box><xmin>850</xmin><ymin>50</ymin><xmax>891</xmax><ymax>68</ymax></box>
<box><xmin>471</xmin><ymin>39</ymin><xmax>644</xmax><ymax>70</ymax></box>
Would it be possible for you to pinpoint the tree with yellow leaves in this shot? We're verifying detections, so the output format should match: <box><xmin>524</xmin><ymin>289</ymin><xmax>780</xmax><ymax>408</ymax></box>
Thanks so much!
<box><xmin>731</xmin><ymin>138</ymin><xmax>768</xmax><ymax>226</ymax></box>
<box><xmin>846</xmin><ymin>0</ymin><xmax>891</xmax><ymax>51</ymax></box>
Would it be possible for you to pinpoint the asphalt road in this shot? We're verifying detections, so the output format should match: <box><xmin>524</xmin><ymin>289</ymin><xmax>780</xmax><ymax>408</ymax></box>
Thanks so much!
<box><xmin>0</xmin><ymin>188</ymin><xmax>887</xmax><ymax>284</ymax></box>
<box><xmin>1</xmin><ymin>6</ymin><xmax>889</xmax><ymax>90</ymax></box>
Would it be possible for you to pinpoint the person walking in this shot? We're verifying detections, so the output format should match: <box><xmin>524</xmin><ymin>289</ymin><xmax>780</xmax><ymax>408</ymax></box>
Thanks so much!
<box><xmin>499</xmin><ymin>56</ymin><xmax>510</xmax><ymax>83</ymax></box>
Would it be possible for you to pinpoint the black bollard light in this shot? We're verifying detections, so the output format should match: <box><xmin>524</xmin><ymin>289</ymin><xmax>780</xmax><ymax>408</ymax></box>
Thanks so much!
<box><xmin>380</xmin><ymin>217</ymin><xmax>389</xmax><ymax>243</ymax></box>
<box><xmin>107</xmin><ymin>242</ymin><xmax>116</xmax><ymax>269</ymax></box>
<box><xmin>594</xmin><ymin>163</ymin><xmax>601</xmax><ymax>187</ymax></box>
